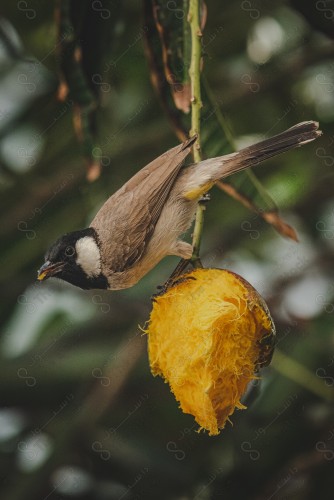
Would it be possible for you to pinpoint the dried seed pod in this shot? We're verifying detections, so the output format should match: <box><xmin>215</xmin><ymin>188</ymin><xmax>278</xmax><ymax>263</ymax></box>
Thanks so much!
<box><xmin>146</xmin><ymin>268</ymin><xmax>275</xmax><ymax>435</ymax></box>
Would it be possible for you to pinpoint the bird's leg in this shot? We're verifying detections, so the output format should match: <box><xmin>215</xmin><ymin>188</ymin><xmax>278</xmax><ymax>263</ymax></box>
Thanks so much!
<box><xmin>152</xmin><ymin>194</ymin><xmax>208</xmax><ymax>301</ymax></box>
<box><xmin>152</xmin><ymin>257</ymin><xmax>200</xmax><ymax>301</ymax></box>
<box><xmin>169</xmin><ymin>258</ymin><xmax>192</xmax><ymax>281</ymax></box>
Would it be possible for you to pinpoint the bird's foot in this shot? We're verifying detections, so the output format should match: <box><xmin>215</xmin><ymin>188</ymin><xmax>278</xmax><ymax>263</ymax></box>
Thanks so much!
<box><xmin>152</xmin><ymin>259</ymin><xmax>198</xmax><ymax>301</ymax></box>
<box><xmin>199</xmin><ymin>193</ymin><xmax>211</xmax><ymax>203</ymax></box>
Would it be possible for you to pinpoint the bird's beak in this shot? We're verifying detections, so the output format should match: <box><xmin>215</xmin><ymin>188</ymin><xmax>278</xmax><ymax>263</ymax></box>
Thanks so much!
<box><xmin>37</xmin><ymin>261</ymin><xmax>65</xmax><ymax>281</ymax></box>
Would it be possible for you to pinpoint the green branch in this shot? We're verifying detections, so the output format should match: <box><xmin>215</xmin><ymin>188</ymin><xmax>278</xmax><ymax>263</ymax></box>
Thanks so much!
<box><xmin>273</xmin><ymin>349</ymin><xmax>334</xmax><ymax>402</ymax></box>
<box><xmin>188</xmin><ymin>0</ymin><xmax>205</xmax><ymax>266</ymax></box>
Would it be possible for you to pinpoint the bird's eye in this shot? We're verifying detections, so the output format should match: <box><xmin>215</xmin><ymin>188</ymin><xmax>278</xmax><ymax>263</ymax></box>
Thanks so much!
<box><xmin>65</xmin><ymin>246</ymin><xmax>75</xmax><ymax>257</ymax></box>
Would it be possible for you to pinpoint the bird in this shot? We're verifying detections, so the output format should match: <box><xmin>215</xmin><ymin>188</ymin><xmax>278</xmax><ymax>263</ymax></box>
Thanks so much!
<box><xmin>37</xmin><ymin>121</ymin><xmax>321</xmax><ymax>290</ymax></box>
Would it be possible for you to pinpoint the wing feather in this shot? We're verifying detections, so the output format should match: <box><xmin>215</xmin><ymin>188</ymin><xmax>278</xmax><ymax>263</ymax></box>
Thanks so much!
<box><xmin>90</xmin><ymin>136</ymin><xmax>196</xmax><ymax>272</ymax></box>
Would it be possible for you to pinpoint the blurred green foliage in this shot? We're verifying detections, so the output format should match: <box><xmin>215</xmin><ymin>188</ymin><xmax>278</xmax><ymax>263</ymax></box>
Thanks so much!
<box><xmin>0</xmin><ymin>1</ymin><xmax>334</xmax><ymax>499</ymax></box>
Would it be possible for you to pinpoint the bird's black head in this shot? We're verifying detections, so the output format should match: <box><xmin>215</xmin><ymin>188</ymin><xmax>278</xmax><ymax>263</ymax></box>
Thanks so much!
<box><xmin>37</xmin><ymin>228</ymin><xmax>108</xmax><ymax>290</ymax></box>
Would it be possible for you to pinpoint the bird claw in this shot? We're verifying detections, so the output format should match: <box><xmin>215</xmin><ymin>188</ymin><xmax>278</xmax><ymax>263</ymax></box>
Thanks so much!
<box><xmin>151</xmin><ymin>256</ymin><xmax>203</xmax><ymax>302</ymax></box>
<box><xmin>199</xmin><ymin>193</ymin><xmax>211</xmax><ymax>203</ymax></box>
<box><xmin>151</xmin><ymin>274</ymin><xmax>196</xmax><ymax>302</ymax></box>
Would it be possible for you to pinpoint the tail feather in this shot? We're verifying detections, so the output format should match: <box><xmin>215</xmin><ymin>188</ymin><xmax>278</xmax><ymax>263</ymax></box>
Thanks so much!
<box><xmin>194</xmin><ymin>120</ymin><xmax>320</xmax><ymax>178</ymax></box>
<box><xmin>181</xmin><ymin>121</ymin><xmax>321</xmax><ymax>199</ymax></box>
<box><xmin>215</xmin><ymin>120</ymin><xmax>321</xmax><ymax>178</ymax></box>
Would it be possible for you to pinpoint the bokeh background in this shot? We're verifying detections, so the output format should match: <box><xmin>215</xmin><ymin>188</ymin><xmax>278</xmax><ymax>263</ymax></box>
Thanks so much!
<box><xmin>1</xmin><ymin>1</ymin><xmax>334</xmax><ymax>499</ymax></box>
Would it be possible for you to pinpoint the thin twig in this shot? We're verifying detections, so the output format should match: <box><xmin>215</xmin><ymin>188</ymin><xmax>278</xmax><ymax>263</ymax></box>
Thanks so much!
<box><xmin>188</xmin><ymin>0</ymin><xmax>205</xmax><ymax>266</ymax></box>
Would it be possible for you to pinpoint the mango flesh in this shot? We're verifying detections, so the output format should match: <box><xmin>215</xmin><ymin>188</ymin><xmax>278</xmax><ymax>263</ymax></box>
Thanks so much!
<box><xmin>146</xmin><ymin>268</ymin><xmax>275</xmax><ymax>435</ymax></box>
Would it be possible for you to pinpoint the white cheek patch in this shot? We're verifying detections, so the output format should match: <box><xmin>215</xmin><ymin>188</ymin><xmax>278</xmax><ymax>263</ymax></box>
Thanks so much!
<box><xmin>75</xmin><ymin>236</ymin><xmax>101</xmax><ymax>277</ymax></box>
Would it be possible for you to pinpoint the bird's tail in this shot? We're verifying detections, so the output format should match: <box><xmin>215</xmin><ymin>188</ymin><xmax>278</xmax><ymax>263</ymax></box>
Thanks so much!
<box><xmin>182</xmin><ymin>121</ymin><xmax>321</xmax><ymax>200</ymax></box>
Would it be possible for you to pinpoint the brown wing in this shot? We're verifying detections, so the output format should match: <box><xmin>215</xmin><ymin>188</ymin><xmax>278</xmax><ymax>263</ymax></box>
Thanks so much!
<box><xmin>90</xmin><ymin>136</ymin><xmax>196</xmax><ymax>272</ymax></box>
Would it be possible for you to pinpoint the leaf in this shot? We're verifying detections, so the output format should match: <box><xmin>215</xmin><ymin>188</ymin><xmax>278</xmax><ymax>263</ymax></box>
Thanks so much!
<box><xmin>143</xmin><ymin>1</ymin><xmax>208</xmax><ymax>135</ymax></box>
<box><xmin>55</xmin><ymin>0</ymin><xmax>119</xmax><ymax>180</ymax></box>
<box><xmin>87</xmin><ymin>160</ymin><xmax>102</xmax><ymax>183</ymax></box>
<box><xmin>217</xmin><ymin>181</ymin><xmax>298</xmax><ymax>241</ymax></box>
<box><xmin>143</xmin><ymin>0</ymin><xmax>188</xmax><ymax>140</ymax></box>
<box><xmin>152</xmin><ymin>0</ymin><xmax>191</xmax><ymax>112</ymax></box>
<box><xmin>261</xmin><ymin>211</ymin><xmax>298</xmax><ymax>241</ymax></box>
<box><xmin>171</xmin><ymin>81</ymin><xmax>191</xmax><ymax>113</ymax></box>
